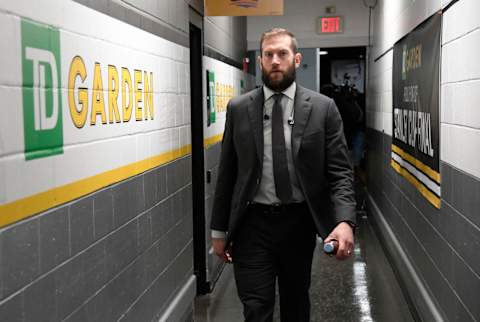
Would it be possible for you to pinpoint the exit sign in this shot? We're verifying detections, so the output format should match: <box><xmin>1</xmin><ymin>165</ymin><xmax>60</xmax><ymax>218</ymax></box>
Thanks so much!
<box><xmin>317</xmin><ymin>16</ymin><xmax>344</xmax><ymax>34</ymax></box>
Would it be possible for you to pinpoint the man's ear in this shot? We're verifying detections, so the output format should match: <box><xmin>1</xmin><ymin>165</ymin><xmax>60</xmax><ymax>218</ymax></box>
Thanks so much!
<box><xmin>294</xmin><ymin>52</ymin><xmax>302</xmax><ymax>69</ymax></box>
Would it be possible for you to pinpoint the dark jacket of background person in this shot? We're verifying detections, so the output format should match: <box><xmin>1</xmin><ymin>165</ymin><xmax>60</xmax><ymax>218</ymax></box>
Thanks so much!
<box><xmin>321</xmin><ymin>83</ymin><xmax>363</xmax><ymax>149</ymax></box>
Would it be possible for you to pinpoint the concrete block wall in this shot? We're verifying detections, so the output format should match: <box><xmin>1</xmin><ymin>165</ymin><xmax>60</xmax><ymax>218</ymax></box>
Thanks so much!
<box><xmin>205</xmin><ymin>16</ymin><xmax>247</xmax><ymax>65</ymax></box>
<box><xmin>0</xmin><ymin>0</ymin><xmax>196</xmax><ymax>321</ymax></box>
<box><xmin>81</xmin><ymin>0</ymin><xmax>251</xmax><ymax>297</ymax></box>
<box><xmin>74</xmin><ymin>0</ymin><xmax>190</xmax><ymax>46</ymax></box>
<box><xmin>0</xmin><ymin>0</ymin><xmax>253</xmax><ymax>320</ymax></box>
<box><xmin>0</xmin><ymin>157</ymin><xmax>193</xmax><ymax>322</ymax></box>
<box><xmin>366</xmin><ymin>0</ymin><xmax>480</xmax><ymax>321</ymax></box>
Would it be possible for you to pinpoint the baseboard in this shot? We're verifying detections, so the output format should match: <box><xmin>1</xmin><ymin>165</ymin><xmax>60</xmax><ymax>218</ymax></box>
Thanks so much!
<box><xmin>366</xmin><ymin>193</ymin><xmax>445</xmax><ymax>322</ymax></box>
<box><xmin>158</xmin><ymin>275</ymin><xmax>197</xmax><ymax>322</ymax></box>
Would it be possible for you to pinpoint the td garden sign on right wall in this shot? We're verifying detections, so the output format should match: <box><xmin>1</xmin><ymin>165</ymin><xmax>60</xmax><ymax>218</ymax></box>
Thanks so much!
<box><xmin>392</xmin><ymin>13</ymin><xmax>441</xmax><ymax>208</ymax></box>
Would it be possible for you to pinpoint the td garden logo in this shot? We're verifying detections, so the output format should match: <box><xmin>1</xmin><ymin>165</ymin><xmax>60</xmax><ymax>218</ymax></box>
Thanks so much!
<box><xmin>401</xmin><ymin>43</ymin><xmax>422</xmax><ymax>81</ymax></box>
<box><xmin>21</xmin><ymin>19</ymin><xmax>63</xmax><ymax>160</ymax></box>
<box><xmin>20</xmin><ymin>19</ymin><xmax>155</xmax><ymax>161</ymax></box>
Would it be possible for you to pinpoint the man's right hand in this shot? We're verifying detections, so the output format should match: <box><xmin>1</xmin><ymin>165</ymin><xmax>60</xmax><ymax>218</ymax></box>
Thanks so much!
<box><xmin>212</xmin><ymin>237</ymin><xmax>227</xmax><ymax>258</ymax></box>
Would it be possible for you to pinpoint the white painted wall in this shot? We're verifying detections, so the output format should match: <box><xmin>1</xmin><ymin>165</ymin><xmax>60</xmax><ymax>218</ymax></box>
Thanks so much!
<box><xmin>367</xmin><ymin>0</ymin><xmax>480</xmax><ymax>179</ymax></box>
<box><xmin>371</xmin><ymin>0</ymin><xmax>447</xmax><ymax>59</ymax></box>
<box><xmin>0</xmin><ymin>1</ymin><xmax>190</xmax><ymax>208</ymax></box>
<box><xmin>366</xmin><ymin>50</ymin><xmax>392</xmax><ymax>135</ymax></box>
<box><xmin>247</xmin><ymin>0</ymin><xmax>370</xmax><ymax>50</ymax></box>
<box><xmin>122</xmin><ymin>0</ymin><xmax>189</xmax><ymax>33</ymax></box>
<box><xmin>440</xmin><ymin>0</ymin><xmax>480</xmax><ymax>179</ymax></box>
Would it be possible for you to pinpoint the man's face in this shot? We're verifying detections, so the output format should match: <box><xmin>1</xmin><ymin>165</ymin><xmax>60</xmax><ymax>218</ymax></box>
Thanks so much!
<box><xmin>259</xmin><ymin>35</ymin><xmax>302</xmax><ymax>92</ymax></box>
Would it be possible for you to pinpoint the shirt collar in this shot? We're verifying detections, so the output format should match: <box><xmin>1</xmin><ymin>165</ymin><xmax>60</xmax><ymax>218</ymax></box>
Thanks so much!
<box><xmin>263</xmin><ymin>82</ymin><xmax>296</xmax><ymax>102</ymax></box>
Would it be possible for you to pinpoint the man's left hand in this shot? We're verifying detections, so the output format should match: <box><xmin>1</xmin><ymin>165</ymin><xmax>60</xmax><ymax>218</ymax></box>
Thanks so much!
<box><xmin>324</xmin><ymin>222</ymin><xmax>355</xmax><ymax>260</ymax></box>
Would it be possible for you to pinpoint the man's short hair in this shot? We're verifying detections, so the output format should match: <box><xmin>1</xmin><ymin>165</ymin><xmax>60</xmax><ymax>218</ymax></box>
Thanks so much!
<box><xmin>259</xmin><ymin>28</ymin><xmax>298</xmax><ymax>54</ymax></box>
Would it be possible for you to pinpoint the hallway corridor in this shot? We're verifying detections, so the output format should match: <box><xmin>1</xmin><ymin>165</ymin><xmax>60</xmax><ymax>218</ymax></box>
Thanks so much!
<box><xmin>194</xmin><ymin>214</ymin><xmax>414</xmax><ymax>322</ymax></box>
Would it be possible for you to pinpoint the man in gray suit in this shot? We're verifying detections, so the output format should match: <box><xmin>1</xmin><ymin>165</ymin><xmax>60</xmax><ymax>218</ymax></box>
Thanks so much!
<box><xmin>211</xmin><ymin>28</ymin><xmax>356</xmax><ymax>322</ymax></box>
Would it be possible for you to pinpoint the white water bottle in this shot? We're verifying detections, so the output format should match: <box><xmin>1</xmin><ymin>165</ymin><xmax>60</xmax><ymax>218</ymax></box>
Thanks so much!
<box><xmin>323</xmin><ymin>239</ymin><xmax>338</xmax><ymax>255</ymax></box>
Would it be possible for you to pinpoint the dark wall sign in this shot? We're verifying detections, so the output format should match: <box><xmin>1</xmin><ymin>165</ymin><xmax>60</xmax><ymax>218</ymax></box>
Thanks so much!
<box><xmin>392</xmin><ymin>13</ymin><xmax>441</xmax><ymax>208</ymax></box>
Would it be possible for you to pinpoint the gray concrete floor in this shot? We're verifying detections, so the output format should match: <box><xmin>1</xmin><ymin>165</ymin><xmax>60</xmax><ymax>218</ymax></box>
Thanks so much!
<box><xmin>194</xmin><ymin>214</ymin><xmax>414</xmax><ymax>322</ymax></box>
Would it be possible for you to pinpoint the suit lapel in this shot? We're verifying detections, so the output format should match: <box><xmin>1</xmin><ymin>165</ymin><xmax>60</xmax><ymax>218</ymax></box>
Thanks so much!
<box><xmin>292</xmin><ymin>86</ymin><xmax>312</xmax><ymax>158</ymax></box>
<box><xmin>247</xmin><ymin>88</ymin><xmax>264</xmax><ymax>163</ymax></box>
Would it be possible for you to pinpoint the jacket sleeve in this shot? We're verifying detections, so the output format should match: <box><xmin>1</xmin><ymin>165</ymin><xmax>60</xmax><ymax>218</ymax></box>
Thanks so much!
<box><xmin>324</xmin><ymin>99</ymin><xmax>357</xmax><ymax>224</ymax></box>
<box><xmin>210</xmin><ymin>101</ymin><xmax>237</xmax><ymax>232</ymax></box>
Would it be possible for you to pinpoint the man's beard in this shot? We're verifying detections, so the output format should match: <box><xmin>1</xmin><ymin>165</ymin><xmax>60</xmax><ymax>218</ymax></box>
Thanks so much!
<box><xmin>262</xmin><ymin>63</ymin><xmax>296</xmax><ymax>92</ymax></box>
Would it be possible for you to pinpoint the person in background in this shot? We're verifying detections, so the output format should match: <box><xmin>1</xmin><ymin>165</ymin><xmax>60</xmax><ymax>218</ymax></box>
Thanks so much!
<box><xmin>210</xmin><ymin>28</ymin><xmax>356</xmax><ymax>322</ymax></box>
<box><xmin>320</xmin><ymin>82</ymin><xmax>363</xmax><ymax>153</ymax></box>
<box><xmin>321</xmin><ymin>82</ymin><xmax>366</xmax><ymax>206</ymax></box>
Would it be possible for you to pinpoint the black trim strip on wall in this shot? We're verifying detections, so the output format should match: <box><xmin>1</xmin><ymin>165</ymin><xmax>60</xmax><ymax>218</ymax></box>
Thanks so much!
<box><xmin>73</xmin><ymin>0</ymin><xmax>189</xmax><ymax>48</ymax></box>
<box><xmin>442</xmin><ymin>0</ymin><xmax>460</xmax><ymax>13</ymax></box>
<box><xmin>203</xmin><ymin>46</ymin><xmax>243</xmax><ymax>70</ymax></box>
<box><xmin>374</xmin><ymin>46</ymin><xmax>393</xmax><ymax>62</ymax></box>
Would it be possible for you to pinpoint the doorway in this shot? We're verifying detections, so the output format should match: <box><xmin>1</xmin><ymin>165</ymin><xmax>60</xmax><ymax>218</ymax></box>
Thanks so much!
<box><xmin>319</xmin><ymin>47</ymin><xmax>366</xmax><ymax>100</ymax></box>
<box><xmin>189</xmin><ymin>21</ymin><xmax>210</xmax><ymax>295</ymax></box>
<box><xmin>319</xmin><ymin>46</ymin><xmax>367</xmax><ymax>210</ymax></box>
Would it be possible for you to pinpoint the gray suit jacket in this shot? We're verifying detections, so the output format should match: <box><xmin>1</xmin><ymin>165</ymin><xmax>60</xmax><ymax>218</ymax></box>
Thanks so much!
<box><xmin>210</xmin><ymin>85</ymin><xmax>356</xmax><ymax>245</ymax></box>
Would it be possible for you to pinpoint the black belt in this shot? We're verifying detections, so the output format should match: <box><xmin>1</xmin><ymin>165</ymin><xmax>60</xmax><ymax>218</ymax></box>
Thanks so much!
<box><xmin>249</xmin><ymin>202</ymin><xmax>307</xmax><ymax>215</ymax></box>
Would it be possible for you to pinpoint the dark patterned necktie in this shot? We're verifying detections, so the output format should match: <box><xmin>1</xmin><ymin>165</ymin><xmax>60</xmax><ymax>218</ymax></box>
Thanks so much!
<box><xmin>271</xmin><ymin>93</ymin><xmax>293</xmax><ymax>204</ymax></box>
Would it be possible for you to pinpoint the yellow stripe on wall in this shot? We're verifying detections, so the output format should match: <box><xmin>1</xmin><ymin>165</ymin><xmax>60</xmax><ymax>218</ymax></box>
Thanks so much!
<box><xmin>391</xmin><ymin>144</ymin><xmax>440</xmax><ymax>184</ymax></box>
<box><xmin>0</xmin><ymin>145</ymin><xmax>191</xmax><ymax>228</ymax></box>
<box><xmin>391</xmin><ymin>159</ymin><xmax>441</xmax><ymax>209</ymax></box>
<box><xmin>204</xmin><ymin>133</ymin><xmax>223</xmax><ymax>148</ymax></box>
